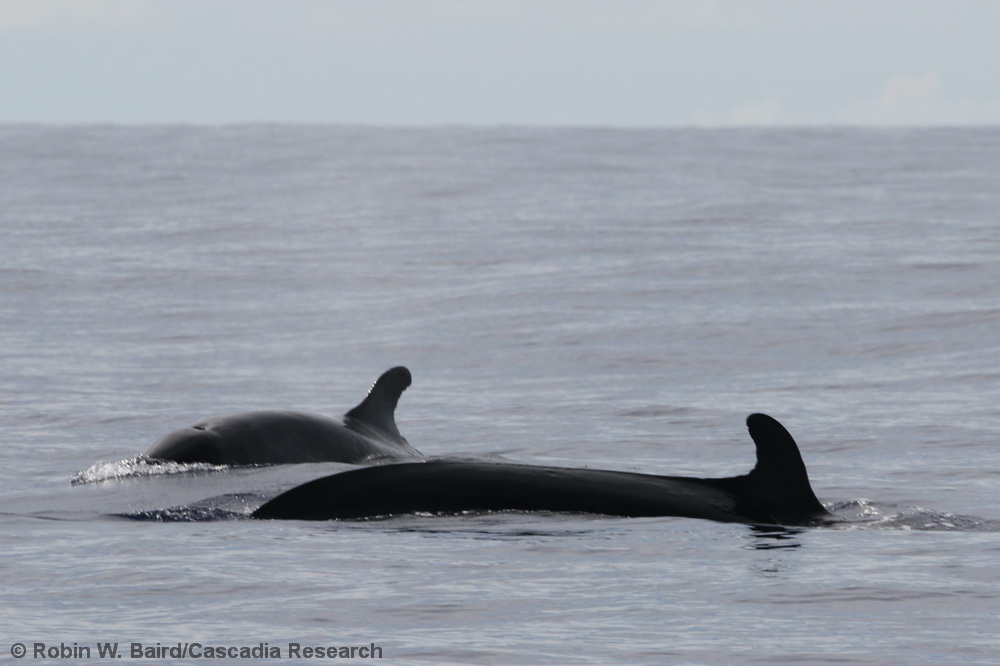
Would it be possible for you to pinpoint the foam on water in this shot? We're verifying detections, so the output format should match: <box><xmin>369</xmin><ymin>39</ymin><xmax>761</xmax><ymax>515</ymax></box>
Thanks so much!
<box><xmin>70</xmin><ymin>456</ymin><xmax>229</xmax><ymax>485</ymax></box>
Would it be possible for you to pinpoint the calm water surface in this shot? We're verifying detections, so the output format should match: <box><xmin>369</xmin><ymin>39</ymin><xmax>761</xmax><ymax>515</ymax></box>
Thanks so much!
<box><xmin>2</xmin><ymin>126</ymin><xmax>999</xmax><ymax>664</ymax></box>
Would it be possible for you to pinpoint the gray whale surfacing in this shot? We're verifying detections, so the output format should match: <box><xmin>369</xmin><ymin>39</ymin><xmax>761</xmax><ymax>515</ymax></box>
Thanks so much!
<box><xmin>253</xmin><ymin>413</ymin><xmax>830</xmax><ymax>526</ymax></box>
<box><xmin>145</xmin><ymin>366</ymin><xmax>421</xmax><ymax>465</ymax></box>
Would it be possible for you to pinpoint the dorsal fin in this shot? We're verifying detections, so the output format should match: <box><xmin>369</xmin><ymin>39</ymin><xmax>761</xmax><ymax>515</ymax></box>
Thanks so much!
<box><xmin>743</xmin><ymin>413</ymin><xmax>827</xmax><ymax>518</ymax></box>
<box><xmin>344</xmin><ymin>366</ymin><xmax>412</xmax><ymax>444</ymax></box>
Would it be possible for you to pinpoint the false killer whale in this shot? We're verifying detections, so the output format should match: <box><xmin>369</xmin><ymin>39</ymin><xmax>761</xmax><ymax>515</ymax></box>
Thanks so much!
<box><xmin>252</xmin><ymin>413</ymin><xmax>830</xmax><ymax>526</ymax></box>
<box><xmin>145</xmin><ymin>366</ymin><xmax>421</xmax><ymax>465</ymax></box>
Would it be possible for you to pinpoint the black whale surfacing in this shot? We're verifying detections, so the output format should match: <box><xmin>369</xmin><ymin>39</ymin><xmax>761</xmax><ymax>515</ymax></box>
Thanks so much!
<box><xmin>253</xmin><ymin>413</ymin><xmax>831</xmax><ymax>526</ymax></box>
<box><xmin>145</xmin><ymin>366</ymin><xmax>421</xmax><ymax>465</ymax></box>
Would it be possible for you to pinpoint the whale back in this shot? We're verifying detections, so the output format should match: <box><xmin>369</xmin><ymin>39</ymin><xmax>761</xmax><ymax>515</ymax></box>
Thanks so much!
<box><xmin>252</xmin><ymin>412</ymin><xmax>829</xmax><ymax>525</ymax></box>
<box><xmin>343</xmin><ymin>366</ymin><xmax>412</xmax><ymax>445</ymax></box>
<box><xmin>145</xmin><ymin>366</ymin><xmax>417</xmax><ymax>465</ymax></box>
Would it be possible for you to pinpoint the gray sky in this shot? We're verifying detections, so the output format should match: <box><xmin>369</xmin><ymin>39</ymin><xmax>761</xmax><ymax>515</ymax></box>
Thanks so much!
<box><xmin>3</xmin><ymin>0</ymin><xmax>999</xmax><ymax>126</ymax></box>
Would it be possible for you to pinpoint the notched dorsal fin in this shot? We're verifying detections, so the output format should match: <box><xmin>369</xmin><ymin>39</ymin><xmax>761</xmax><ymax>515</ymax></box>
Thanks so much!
<box><xmin>344</xmin><ymin>366</ymin><xmax>412</xmax><ymax>443</ymax></box>
<box><xmin>744</xmin><ymin>413</ymin><xmax>827</xmax><ymax>518</ymax></box>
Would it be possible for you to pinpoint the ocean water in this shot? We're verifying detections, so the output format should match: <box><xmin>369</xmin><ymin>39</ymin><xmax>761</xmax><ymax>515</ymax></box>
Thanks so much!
<box><xmin>2</xmin><ymin>125</ymin><xmax>999</xmax><ymax>664</ymax></box>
